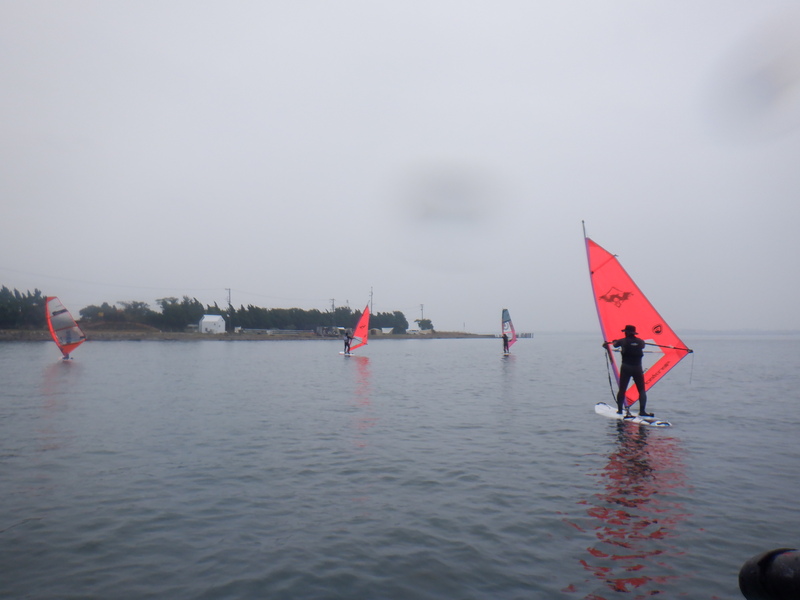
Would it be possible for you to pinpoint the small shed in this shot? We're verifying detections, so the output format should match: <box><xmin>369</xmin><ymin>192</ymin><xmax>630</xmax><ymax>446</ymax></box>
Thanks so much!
<box><xmin>199</xmin><ymin>314</ymin><xmax>226</xmax><ymax>334</ymax></box>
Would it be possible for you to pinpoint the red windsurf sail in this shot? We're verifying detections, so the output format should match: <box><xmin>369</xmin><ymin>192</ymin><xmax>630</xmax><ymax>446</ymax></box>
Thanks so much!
<box><xmin>349</xmin><ymin>305</ymin><xmax>370</xmax><ymax>351</ymax></box>
<box><xmin>585</xmin><ymin>236</ymin><xmax>691</xmax><ymax>407</ymax></box>
<box><xmin>45</xmin><ymin>296</ymin><xmax>86</xmax><ymax>358</ymax></box>
<box><xmin>501</xmin><ymin>308</ymin><xmax>517</xmax><ymax>349</ymax></box>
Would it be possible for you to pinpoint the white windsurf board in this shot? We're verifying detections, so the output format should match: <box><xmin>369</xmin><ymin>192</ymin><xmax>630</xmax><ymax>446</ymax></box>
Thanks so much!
<box><xmin>594</xmin><ymin>402</ymin><xmax>671</xmax><ymax>427</ymax></box>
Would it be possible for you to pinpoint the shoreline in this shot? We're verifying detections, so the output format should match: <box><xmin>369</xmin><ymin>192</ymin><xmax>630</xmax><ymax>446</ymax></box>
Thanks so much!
<box><xmin>0</xmin><ymin>329</ymin><xmax>495</xmax><ymax>342</ymax></box>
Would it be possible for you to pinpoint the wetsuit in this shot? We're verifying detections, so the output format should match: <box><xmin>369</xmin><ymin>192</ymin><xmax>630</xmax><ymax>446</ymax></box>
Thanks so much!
<box><xmin>502</xmin><ymin>333</ymin><xmax>509</xmax><ymax>353</ymax></box>
<box><xmin>613</xmin><ymin>334</ymin><xmax>648</xmax><ymax>414</ymax></box>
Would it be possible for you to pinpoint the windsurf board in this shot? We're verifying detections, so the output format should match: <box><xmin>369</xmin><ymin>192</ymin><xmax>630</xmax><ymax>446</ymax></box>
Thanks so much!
<box><xmin>594</xmin><ymin>402</ymin><xmax>671</xmax><ymax>427</ymax></box>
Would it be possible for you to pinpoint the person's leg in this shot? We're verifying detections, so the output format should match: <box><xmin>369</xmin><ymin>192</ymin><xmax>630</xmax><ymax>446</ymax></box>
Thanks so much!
<box><xmin>634</xmin><ymin>370</ymin><xmax>650</xmax><ymax>415</ymax></box>
<box><xmin>617</xmin><ymin>367</ymin><xmax>632</xmax><ymax>414</ymax></box>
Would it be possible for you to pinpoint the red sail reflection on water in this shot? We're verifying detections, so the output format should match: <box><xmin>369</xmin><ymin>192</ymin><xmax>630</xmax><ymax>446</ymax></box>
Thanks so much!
<box><xmin>563</xmin><ymin>422</ymin><xmax>688</xmax><ymax>598</ymax></box>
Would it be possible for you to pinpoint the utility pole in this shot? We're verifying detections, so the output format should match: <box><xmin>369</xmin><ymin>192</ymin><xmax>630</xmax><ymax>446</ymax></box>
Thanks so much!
<box><xmin>370</xmin><ymin>287</ymin><xmax>373</xmax><ymax>314</ymax></box>
<box><xmin>420</xmin><ymin>304</ymin><xmax>424</xmax><ymax>321</ymax></box>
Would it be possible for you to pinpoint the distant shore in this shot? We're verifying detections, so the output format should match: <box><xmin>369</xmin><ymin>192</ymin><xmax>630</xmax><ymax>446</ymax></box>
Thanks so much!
<box><xmin>0</xmin><ymin>329</ymin><xmax>494</xmax><ymax>342</ymax></box>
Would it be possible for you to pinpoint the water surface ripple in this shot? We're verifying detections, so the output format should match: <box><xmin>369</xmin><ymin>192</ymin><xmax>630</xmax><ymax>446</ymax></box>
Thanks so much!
<box><xmin>1</xmin><ymin>334</ymin><xmax>798</xmax><ymax>599</ymax></box>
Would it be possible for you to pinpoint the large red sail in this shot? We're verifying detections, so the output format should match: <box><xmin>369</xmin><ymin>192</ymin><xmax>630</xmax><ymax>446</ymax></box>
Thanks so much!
<box><xmin>349</xmin><ymin>305</ymin><xmax>370</xmax><ymax>351</ymax></box>
<box><xmin>45</xmin><ymin>296</ymin><xmax>86</xmax><ymax>358</ymax></box>
<box><xmin>585</xmin><ymin>237</ymin><xmax>691</xmax><ymax>407</ymax></box>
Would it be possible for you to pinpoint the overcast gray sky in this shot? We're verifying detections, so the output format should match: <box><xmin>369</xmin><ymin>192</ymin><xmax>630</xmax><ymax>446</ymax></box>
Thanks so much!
<box><xmin>2</xmin><ymin>2</ymin><xmax>799</xmax><ymax>333</ymax></box>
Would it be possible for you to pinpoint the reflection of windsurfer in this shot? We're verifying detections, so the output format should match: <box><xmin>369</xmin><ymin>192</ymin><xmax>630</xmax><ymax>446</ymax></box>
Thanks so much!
<box><xmin>571</xmin><ymin>421</ymin><xmax>686</xmax><ymax>596</ymax></box>
<box><xmin>614</xmin><ymin>421</ymin><xmax>653</xmax><ymax>478</ymax></box>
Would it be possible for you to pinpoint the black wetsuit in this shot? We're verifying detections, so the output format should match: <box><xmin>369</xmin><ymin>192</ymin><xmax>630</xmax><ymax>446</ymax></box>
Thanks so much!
<box><xmin>613</xmin><ymin>334</ymin><xmax>647</xmax><ymax>414</ymax></box>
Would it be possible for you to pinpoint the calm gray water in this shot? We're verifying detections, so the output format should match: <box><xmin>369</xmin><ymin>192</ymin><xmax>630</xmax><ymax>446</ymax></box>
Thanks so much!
<box><xmin>1</xmin><ymin>333</ymin><xmax>798</xmax><ymax>599</ymax></box>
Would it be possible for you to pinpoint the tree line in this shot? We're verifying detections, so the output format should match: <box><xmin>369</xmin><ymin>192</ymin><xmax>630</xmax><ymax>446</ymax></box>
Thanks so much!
<box><xmin>0</xmin><ymin>285</ymin><xmax>417</xmax><ymax>333</ymax></box>
<box><xmin>0</xmin><ymin>287</ymin><xmax>46</xmax><ymax>329</ymax></box>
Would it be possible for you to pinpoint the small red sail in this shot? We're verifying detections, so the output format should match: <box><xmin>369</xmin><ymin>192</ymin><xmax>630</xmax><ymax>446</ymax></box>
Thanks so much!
<box><xmin>585</xmin><ymin>237</ymin><xmax>691</xmax><ymax>407</ymax></box>
<box><xmin>501</xmin><ymin>308</ymin><xmax>517</xmax><ymax>348</ymax></box>
<box><xmin>45</xmin><ymin>296</ymin><xmax>86</xmax><ymax>358</ymax></box>
<box><xmin>349</xmin><ymin>305</ymin><xmax>370</xmax><ymax>351</ymax></box>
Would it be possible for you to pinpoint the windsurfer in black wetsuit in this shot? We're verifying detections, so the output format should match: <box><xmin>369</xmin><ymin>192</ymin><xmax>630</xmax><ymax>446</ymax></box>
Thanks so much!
<box><xmin>343</xmin><ymin>331</ymin><xmax>353</xmax><ymax>354</ymax></box>
<box><xmin>502</xmin><ymin>332</ymin><xmax>509</xmax><ymax>354</ymax></box>
<box><xmin>604</xmin><ymin>324</ymin><xmax>652</xmax><ymax>417</ymax></box>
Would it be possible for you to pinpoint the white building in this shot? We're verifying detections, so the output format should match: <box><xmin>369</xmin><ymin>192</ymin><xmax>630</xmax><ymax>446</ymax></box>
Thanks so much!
<box><xmin>199</xmin><ymin>314</ymin><xmax>226</xmax><ymax>334</ymax></box>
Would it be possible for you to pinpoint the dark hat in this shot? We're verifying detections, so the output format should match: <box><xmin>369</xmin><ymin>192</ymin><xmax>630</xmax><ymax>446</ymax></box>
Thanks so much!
<box><xmin>622</xmin><ymin>324</ymin><xmax>637</xmax><ymax>334</ymax></box>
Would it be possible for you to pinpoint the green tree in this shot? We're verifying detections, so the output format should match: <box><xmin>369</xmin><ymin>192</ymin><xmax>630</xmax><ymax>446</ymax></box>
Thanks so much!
<box><xmin>371</xmin><ymin>310</ymin><xmax>408</xmax><ymax>334</ymax></box>
<box><xmin>415</xmin><ymin>318</ymin><xmax>434</xmax><ymax>331</ymax></box>
<box><xmin>333</xmin><ymin>306</ymin><xmax>355</xmax><ymax>328</ymax></box>
<box><xmin>118</xmin><ymin>301</ymin><xmax>155</xmax><ymax>323</ymax></box>
<box><xmin>156</xmin><ymin>296</ymin><xmax>205</xmax><ymax>331</ymax></box>
<box><xmin>0</xmin><ymin>286</ymin><xmax>46</xmax><ymax>329</ymax></box>
<box><xmin>80</xmin><ymin>302</ymin><xmax>124</xmax><ymax>323</ymax></box>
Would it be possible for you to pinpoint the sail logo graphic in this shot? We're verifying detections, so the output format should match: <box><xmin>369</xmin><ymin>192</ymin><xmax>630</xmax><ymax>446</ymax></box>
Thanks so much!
<box><xmin>599</xmin><ymin>287</ymin><xmax>633</xmax><ymax>308</ymax></box>
<box><xmin>653</xmin><ymin>324</ymin><xmax>663</xmax><ymax>335</ymax></box>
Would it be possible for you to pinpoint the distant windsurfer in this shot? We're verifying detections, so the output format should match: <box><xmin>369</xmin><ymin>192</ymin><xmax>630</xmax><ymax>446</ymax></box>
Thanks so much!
<box><xmin>343</xmin><ymin>331</ymin><xmax>353</xmax><ymax>355</ymax></box>
<box><xmin>604</xmin><ymin>324</ymin><xmax>652</xmax><ymax>417</ymax></box>
<box><xmin>502</xmin><ymin>332</ymin><xmax>509</xmax><ymax>354</ymax></box>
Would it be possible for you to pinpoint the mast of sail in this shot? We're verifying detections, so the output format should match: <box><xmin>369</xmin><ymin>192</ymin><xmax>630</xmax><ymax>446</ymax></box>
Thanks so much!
<box><xmin>585</xmin><ymin>235</ymin><xmax>622</xmax><ymax>387</ymax></box>
<box><xmin>45</xmin><ymin>296</ymin><xmax>86</xmax><ymax>358</ymax></box>
<box><xmin>501</xmin><ymin>308</ymin><xmax>517</xmax><ymax>348</ymax></box>
<box><xmin>349</xmin><ymin>304</ymin><xmax>370</xmax><ymax>351</ymax></box>
<box><xmin>584</xmin><ymin>234</ymin><xmax>692</xmax><ymax>406</ymax></box>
